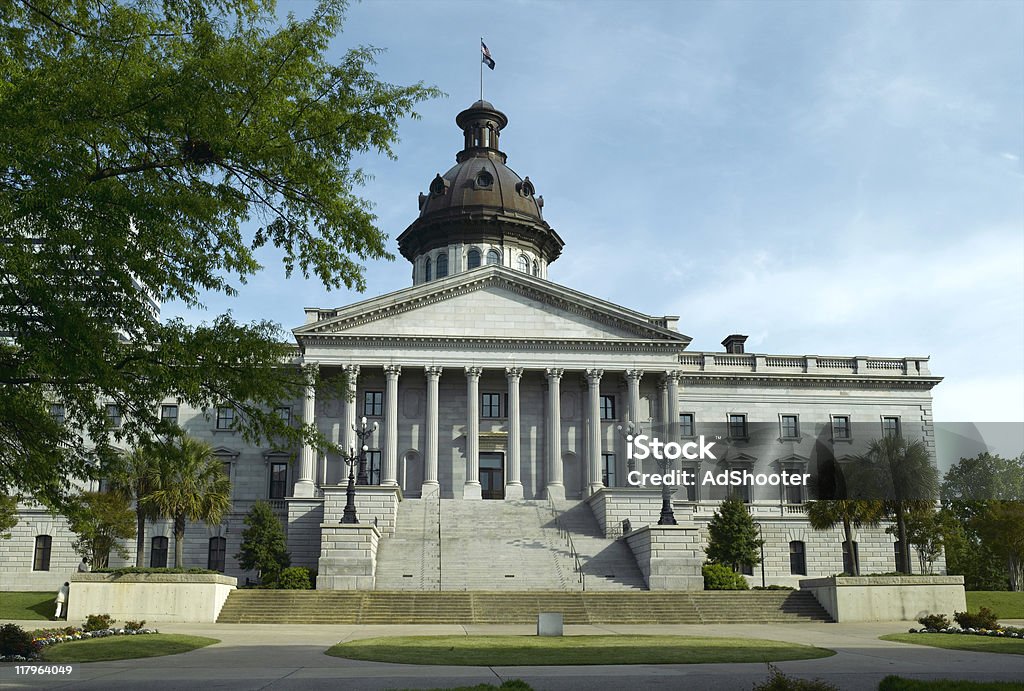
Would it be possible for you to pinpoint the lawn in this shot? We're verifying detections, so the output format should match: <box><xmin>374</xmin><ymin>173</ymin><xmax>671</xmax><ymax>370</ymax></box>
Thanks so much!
<box><xmin>39</xmin><ymin>634</ymin><xmax>219</xmax><ymax>662</ymax></box>
<box><xmin>880</xmin><ymin>677</ymin><xmax>1024</xmax><ymax>690</ymax></box>
<box><xmin>0</xmin><ymin>591</ymin><xmax>56</xmax><ymax>621</ymax></box>
<box><xmin>966</xmin><ymin>592</ymin><xmax>1024</xmax><ymax>619</ymax></box>
<box><xmin>880</xmin><ymin>633</ymin><xmax>1024</xmax><ymax>656</ymax></box>
<box><xmin>326</xmin><ymin>635</ymin><xmax>835</xmax><ymax>666</ymax></box>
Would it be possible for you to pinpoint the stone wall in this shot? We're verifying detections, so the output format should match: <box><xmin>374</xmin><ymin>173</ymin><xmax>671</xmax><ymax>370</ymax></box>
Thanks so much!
<box><xmin>316</xmin><ymin>524</ymin><xmax>380</xmax><ymax>590</ymax></box>
<box><xmin>800</xmin><ymin>575</ymin><xmax>966</xmax><ymax>622</ymax></box>
<box><xmin>286</xmin><ymin>498</ymin><xmax>325</xmax><ymax>570</ymax></box>
<box><xmin>322</xmin><ymin>486</ymin><xmax>400</xmax><ymax>536</ymax></box>
<box><xmin>586</xmin><ymin>488</ymin><xmax>664</xmax><ymax>537</ymax></box>
<box><xmin>67</xmin><ymin>573</ymin><xmax>236</xmax><ymax>623</ymax></box>
<box><xmin>624</xmin><ymin>525</ymin><xmax>704</xmax><ymax>590</ymax></box>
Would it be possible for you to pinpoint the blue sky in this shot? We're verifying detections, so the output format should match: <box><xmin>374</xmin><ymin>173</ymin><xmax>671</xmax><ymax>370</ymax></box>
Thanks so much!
<box><xmin>165</xmin><ymin>0</ymin><xmax>1024</xmax><ymax>425</ymax></box>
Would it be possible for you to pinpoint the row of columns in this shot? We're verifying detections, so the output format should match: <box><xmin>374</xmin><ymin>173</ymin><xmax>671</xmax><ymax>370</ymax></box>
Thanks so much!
<box><xmin>294</xmin><ymin>363</ymin><xmax>685</xmax><ymax>500</ymax></box>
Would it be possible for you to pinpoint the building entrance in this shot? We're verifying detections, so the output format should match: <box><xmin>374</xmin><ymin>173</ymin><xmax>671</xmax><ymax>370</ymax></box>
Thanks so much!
<box><xmin>480</xmin><ymin>453</ymin><xmax>504</xmax><ymax>499</ymax></box>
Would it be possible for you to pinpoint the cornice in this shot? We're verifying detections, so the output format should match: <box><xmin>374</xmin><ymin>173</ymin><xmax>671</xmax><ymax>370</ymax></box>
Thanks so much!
<box><xmin>679</xmin><ymin>372</ymin><xmax>943</xmax><ymax>390</ymax></box>
<box><xmin>300</xmin><ymin>334</ymin><xmax>684</xmax><ymax>353</ymax></box>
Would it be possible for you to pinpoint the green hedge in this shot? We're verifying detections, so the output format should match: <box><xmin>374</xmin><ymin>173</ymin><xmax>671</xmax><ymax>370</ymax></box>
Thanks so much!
<box><xmin>703</xmin><ymin>563</ymin><xmax>750</xmax><ymax>590</ymax></box>
<box><xmin>93</xmin><ymin>567</ymin><xmax>219</xmax><ymax>576</ymax></box>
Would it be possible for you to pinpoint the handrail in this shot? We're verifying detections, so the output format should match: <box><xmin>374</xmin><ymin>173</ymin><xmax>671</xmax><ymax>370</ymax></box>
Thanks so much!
<box><xmin>548</xmin><ymin>497</ymin><xmax>586</xmax><ymax>592</ymax></box>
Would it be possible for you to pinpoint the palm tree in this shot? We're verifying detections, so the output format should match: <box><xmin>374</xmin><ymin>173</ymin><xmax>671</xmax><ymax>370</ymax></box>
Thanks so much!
<box><xmin>107</xmin><ymin>445</ymin><xmax>162</xmax><ymax>567</ymax></box>
<box><xmin>806</xmin><ymin>499</ymin><xmax>884</xmax><ymax>576</ymax></box>
<box><xmin>144</xmin><ymin>437</ymin><xmax>231</xmax><ymax>568</ymax></box>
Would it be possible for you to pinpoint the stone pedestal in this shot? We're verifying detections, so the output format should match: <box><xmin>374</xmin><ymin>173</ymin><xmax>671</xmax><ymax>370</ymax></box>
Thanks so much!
<box><xmin>316</xmin><ymin>524</ymin><xmax>380</xmax><ymax>590</ymax></box>
<box><xmin>286</xmin><ymin>497</ymin><xmax>325</xmax><ymax>570</ymax></box>
<box><xmin>321</xmin><ymin>485</ymin><xmax>401</xmax><ymax>536</ymax></box>
<box><xmin>624</xmin><ymin>525</ymin><xmax>704</xmax><ymax>591</ymax></box>
<box><xmin>586</xmin><ymin>486</ymin><xmax>665</xmax><ymax>537</ymax></box>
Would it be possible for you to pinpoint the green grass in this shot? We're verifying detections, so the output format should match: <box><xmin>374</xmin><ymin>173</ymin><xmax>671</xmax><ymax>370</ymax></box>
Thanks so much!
<box><xmin>880</xmin><ymin>633</ymin><xmax>1024</xmax><ymax>656</ymax></box>
<box><xmin>0</xmin><ymin>591</ymin><xmax>56</xmax><ymax>620</ymax></box>
<box><xmin>39</xmin><ymin>634</ymin><xmax>219</xmax><ymax>662</ymax></box>
<box><xmin>967</xmin><ymin>592</ymin><xmax>1024</xmax><ymax>619</ymax></box>
<box><xmin>326</xmin><ymin>635</ymin><xmax>835</xmax><ymax>666</ymax></box>
<box><xmin>879</xmin><ymin>676</ymin><xmax>1024</xmax><ymax>690</ymax></box>
<box><xmin>392</xmin><ymin>683</ymin><xmax>532</xmax><ymax>691</ymax></box>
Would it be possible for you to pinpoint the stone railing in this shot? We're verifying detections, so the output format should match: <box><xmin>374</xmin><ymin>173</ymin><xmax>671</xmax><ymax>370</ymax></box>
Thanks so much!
<box><xmin>678</xmin><ymin>353</ymin><xmax>931</xmax><ymax>377</ymax></box>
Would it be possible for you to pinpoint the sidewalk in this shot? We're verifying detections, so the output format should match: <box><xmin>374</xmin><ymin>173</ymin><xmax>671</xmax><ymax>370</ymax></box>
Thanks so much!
<box><xmin>2</xmin><ymin>620</ymin><xmax>1024</xmax><ymax>690</ymax></box>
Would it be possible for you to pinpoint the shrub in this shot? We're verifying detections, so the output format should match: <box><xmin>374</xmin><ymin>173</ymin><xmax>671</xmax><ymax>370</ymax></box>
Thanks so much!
<box><xmin>93</xmin><ymin>567</ymin><xmax>218</xmax><ymax>575</ymax></box>
<box><xmin>82</xmin><ymin>614</ymin><xmax>115</xmax><ymax>632</ymax></box>
<box><xmin>124</xmin><ymin>620</ymin><xmax>146</xmax><ymax>631</ymax></box>
<box><xmin>753</xmin><ymin>585</ymin><xmax>796</xmax><ymax>591</ymax></box>
<box><xmin>276</xmin><ymin>566</ymin><xmax>313</xmax><ymax>590</ymax></box>
<box><xmin>0</xmin><ymin>623</ymin><xmax>34</xmax><ymax>657</ymax></box>
<box><xmin>702</xmin><ymin>563</ymin><xmax>749</xmax><ymax>590</ymax></box>
<box><xmin>753</xmin><ymin>664</ymin><xmax>838</xmax><ymax>691</ymax></box>
<box><xmin>917</xmin><ymin>613</ymin><xmax>950</xmax><ymax>630</ymax></box>
<box><xmin>954</xmin><ymin>607</ymin><xmax>999</xmax><ymax>630</ymax></box>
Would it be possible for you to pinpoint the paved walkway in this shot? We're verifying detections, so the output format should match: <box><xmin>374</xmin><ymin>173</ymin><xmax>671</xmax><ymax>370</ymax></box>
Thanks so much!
<box><xmin>2</xmin><ymin>620</ymin><xmax>1024</xmax><ymax>690</ymax></box>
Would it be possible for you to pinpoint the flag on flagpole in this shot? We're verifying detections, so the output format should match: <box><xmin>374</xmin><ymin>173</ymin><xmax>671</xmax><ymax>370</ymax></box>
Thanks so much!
<box><xmin>481</xmin><ymin>40</ymin><xmax>495</xmax><ymax>70</ymax></box>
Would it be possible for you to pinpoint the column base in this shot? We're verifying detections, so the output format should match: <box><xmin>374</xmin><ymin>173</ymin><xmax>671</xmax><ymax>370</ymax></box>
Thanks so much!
<box><xmin>586</xmin><ymin>482</ymin><xmax>605</xmax><ymax>497</ymax></box>
<box><xmin>545</xmin><ymin>484</ymin><xmax>565</xmax><ymax>501</ymax></box>
<box><xmin>463</xmin><ymin>483</ymin><xmax>482</xmax><ymax>500</ymax></box>
<box><xmin>503</xmin><ymin>483</ymin><xmax>524</xmax><ymax>500</ymax></box>
<box><xmin>421</xmin><ymin>482</ymin><xmax>440</xmax><ymax>499</ymax></box>
<box><xmin>292</xmin><ymin>480</ymin><xmax>317</xmax><ymax>498</ymax></box>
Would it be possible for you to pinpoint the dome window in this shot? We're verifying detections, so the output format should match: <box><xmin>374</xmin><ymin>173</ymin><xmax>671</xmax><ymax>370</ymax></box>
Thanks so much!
<box><xmin>517</xmin><ymin>176</ymin><xmax>535</xmax><ymax>197</ymax></box>
<box><xmin>517</xmin><ymin>255</ymin><xmax>530</xmax><ymax>273</ymax></box>
<box><xmin>467</xmin><ymin>248</ymin><xmax>481</xmax><ymax>269</ymax></box>
<box><xmin>486</xmin><ymin>249</ymin><xmax>501</xmax><ymax>266</ymax></box>
<box><xmin>532</xmin><ymin>260</ymin><xmax>540</xmax><ymax>277</ymax></box>
<box><xmin>424</xmin><ymin>257</ymin><xmax>432</xmax><ymax>282</ymax></box>
<box><xmin>436</xmin><ymin>253</ymin><xmax>449</xmax><ymax>278</ymax></box>
<box><xmin>429</xmin><ymin>173</ymin><xmax>449</xmax><ymax>197</ymax></box>
<box><xmin>475</xmin><ymin>170</ymin><xmax>494</xmax><ymax>189</ymax></box>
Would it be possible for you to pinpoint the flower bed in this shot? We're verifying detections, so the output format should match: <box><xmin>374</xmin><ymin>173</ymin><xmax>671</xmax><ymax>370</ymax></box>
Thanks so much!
<box><xmin>0</xmin><ymin>625</ymin><xmax>160</xmax><ymax>662</ymax></box>
<box><xmin>906</xmin><ymin>625</ymin><xmax>1024</xmax><ymax>638</ymax></box>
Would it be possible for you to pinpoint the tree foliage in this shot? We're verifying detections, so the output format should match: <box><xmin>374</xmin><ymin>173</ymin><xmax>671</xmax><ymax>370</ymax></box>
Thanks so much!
<box><xmin>973</xmin><ymin>501</ymin><xmax>1024</xmax><ymax>591</ymax></box>
<box><xmin>235</xmin><ymin>500</ymin><xmax>290</xmax><ymax>585</ymax></box>
<box><xmin>0</xmin><ymin>495</ymin><xmax>17</xmax><ymax>539</ymax></box>
<box><xmin>805</xmin><ymin>499</ymin><xmax>883</xmax><ymax>576</ymax></box>
<box><xmin>0</xmin><ymin>0</ymin><xmax>440</xmax><ymax>508</ymax></box>
<box><xmin>900</xmin><ymin>505</ymin><xmax>944</xmax><ymax>575</ymax></box>
<box><xmin>106</xmin><ymin>444</ymin><xmax>163</xmax><ymax>567</ymax></box>
<box><xmin>66</xmin><ymin>491</ymin><xmax>137</xmax><ymax>568</ymax></box>
<box><xmin>706</xmin><ymin>494</ymin><xmax>763</xmax><ymax>573</ymax></box>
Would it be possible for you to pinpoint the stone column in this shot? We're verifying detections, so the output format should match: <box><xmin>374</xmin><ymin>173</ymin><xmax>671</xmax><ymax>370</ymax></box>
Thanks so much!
<box><xmin>423</xmin><ymin>366</ymin><xmax>443</xmax><ymax>495</ymax></box>
<box><xmin>505</xmin><ymin>367</ymin><xmax>524</xmax><ymax>500</ymax></box>
<box><xmin>546</xmin><ymin>368</ymin><xmax>565</xmax><ymax>500</ymax></box>
<box><xmin>294</xmin><ymin>363</ymin><xmax>318</xmax><ymax>497</ymax></box>
<box><xmin>341</xmin><ymin>365</ymin><xmax>360</xmax><ymax>457</ymax></box>
<box><xmin>658</xmin><ymin>377</ymin><xmax>670</xmax><ymax>431</ymax></box>
<box><xmin>382</xmin><ymin>365</ymin><xmax>401</xmax><ymax>487</ymax></box>
<box><xmin>585</xmin><ymin>369</ymin><xmax>604</xmax><ymax>495</ymax></box>
<box><xmin>464</xmin><ymin>366</ymin><xmax>483</xmax><ymax>499</ymax></box>
<box><xmin>666</xmin><ymin>370</ymin><xmax>681</xmax><ymax>440</ymax></box>
<box><xmin>624</xmin><ymin>369</ymin><xmax>644</xmax><ymax>426</ymax></box>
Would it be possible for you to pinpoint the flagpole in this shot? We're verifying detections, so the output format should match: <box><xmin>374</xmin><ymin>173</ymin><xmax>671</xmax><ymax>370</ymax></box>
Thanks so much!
<box><xmin>479</xmin><ymin>37</ymin><xmax>484</xmax><ymax>101</ymax></box>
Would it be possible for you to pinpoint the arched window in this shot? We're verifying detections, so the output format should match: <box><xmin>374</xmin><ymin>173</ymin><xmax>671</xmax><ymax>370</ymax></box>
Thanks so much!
<box><xmin>436</xmin><ymin>253</ymin><xmax>448</xmax><ymax>278</ymax></box>
<box><xmin>486</xmin><ymin>249</ymin><xmax>500</xmax><ymax>265</ymax></box>
<box><xmin>789</xmin><ymin>541</ymin><xmax>806</xmax><ymax>575</ymax></box>
<box><xmin>33</xmin><ymin>535</ymin><xmax>52</xmax><ymax>571</ymax></box>
<box><xmin>151</xmin><ymin>536</ymin><xmax>168</xmax><ymax>568</ymax></box>
<box><xmin>424</xmin><ymin>257</ymin><xmax>432</xmax><ymax>282</ymax></box>
<box><xmin>467</xmin><ymin>248</ymin><xmax>481</xmax><ymax>269</ymax></box>
<box><xmin>208</xmin><ymin>536</ymin><xmax>226</xmax><ymax>572</ymax></box>
<box><xmin>517</xmin><ymin>255</ymin><xmax>530</xmax><ymax>273</ymax></box>
<box><xmin>532</xmin><ymin>261</ymin><xmax>540</xmax><ymax>277</ymax></box>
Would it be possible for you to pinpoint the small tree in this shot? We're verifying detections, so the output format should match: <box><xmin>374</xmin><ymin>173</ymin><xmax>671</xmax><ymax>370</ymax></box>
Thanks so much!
<box><xmin>805</xmin><ymin>500</ymin><xmax>884</xmax><ymax>576</ymax></box>
<box><xmin>706</xmin><ymin>493</ymin><xmax>763</xmax><ymax>572</ymax></box>
<box><xmin>66</xmin><ymin>492</ymin><xmax>136</xmax><ymax>568</ymax></box>
<box><xmin>0</xmin><ymin>495</ymin><xmax>17</xmax><ymax>539</ymax></box>
<box><xmin>901</xmin><ymin>505</ymin><xmax>945</xmax><ymax>574</ymax></box>
<box><xmin>973</xmin><ymin>501</ymin><xmax>1024</xmax><ymax>591</ymax></box>
<box><xmin>235</xmin><ymin>501</ymin><xmax>290</xmax><ymax>586</ymax></box>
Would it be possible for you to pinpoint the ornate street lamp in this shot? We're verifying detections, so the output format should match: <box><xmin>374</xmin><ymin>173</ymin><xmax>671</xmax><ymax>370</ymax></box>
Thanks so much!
<box><xmin>353</xmin><ymin>416</ymin><xmax>378</xmax><ymax>485</ymax></box>
<box><xmin>617</xmin><ymin>419</ymin><xmax>677</xmax><ymax>526</ymax></box>
<box><xmin>340</xmin><ymin>443</ymin><xmax>363</xmax><ymax>524</ymax></box>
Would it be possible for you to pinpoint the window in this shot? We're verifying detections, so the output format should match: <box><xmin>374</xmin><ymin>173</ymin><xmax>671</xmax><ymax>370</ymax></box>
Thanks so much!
<box><xmin>215</xmin><ymin>406</ymin><xmax>234</xmax><ymax>430</ymax></box>
<box><xmin>106</xmin><ymin>403</ymin><xmax>122</xmax><ymax>429</ymax></box>
<box><xmin>599</xmin><ymin>395</ymin><xmax>616</xmax><ymax>420</ymax></box>
<box><xmin>832</xmin><ymin>415</ymin><xmax>850</xmax><ymax>440</ymax></box>
<box><xmin>728</xmin><ymin>414</ymin><xmax>748</xmax><ymax>439</ymax></box>
<box><xmin>467</xmin><ymin>248</ymin><xmax>481</xmax><ymax>269</ymax></box>
<box><xmin>150</xmin><ymin>536</ymin><xmax>168</xmax><ymax>568</ymax></box>
<box><xmin>732</xmin><ymin>482</ymin><xmax>752</xmax><ymax>504</ymax></box>
<box><xmin>33</xmin><ymin>535</ymin><xmax>52</xmax><ymax>571</ymax></box>
<box><xmin>269</xmin><ymin>462</ymin><xmax>288</xmax><ymax>499</ymax></box>
<box><xmin>682</xmin><ymin>468</ymin><xmax>697</xmax><ymax>502</ymax></box>
<box><xmin>842</xmin><ymin>540</ymin><xmax>859</xmax><ymax>575</ymax></box>
<box><xmin>275</xmin><ymin>406</ymin><xmax>291</xmax><ymax>425</ymax></box>
<box><xmin>50</xmin><ymin>404</ymin><xmax>65</xmax><ymax>425</ymax></box>
<box><xmin>436</xmin><ymin>253</ymin><xmax>449</xmax><ymax>278</ymax></box>
<box><xmin>486</xmin><ymin>249</ymin><xmax>500</xmax><ymax>265</ymax></box>
<box><xmin>425</xmin><ymin>257</ymin><xmax>432</xmax><ymax>281</ymax></box>
<box><xmin>221</xmin><ymin>462</ymin><xmax>232</xmax><ymax>483</ymax></box>
<box><xmin>481</xmin><ymin>393</ymin><xmax>502</xmax><ymax>418</ymax></box>
<box><xmin>680</xmin><ymin>413</ymin><xmax>695</xmax><ymax>438</ymax></box>
<box><xmin>740</xmin><ymin>562</ymin><xmax>754</xmax><ymax>576</ymax></box>
<box><xmin>789</xmin><ymin>541</ymin><xmax>807</xmax><ymax>575</ymax></box>
<box><xmin>517</xmin><ymin>255</ymin><xmax>530</xmax><ymax>272</ymax></box>
<box><xmin>161</xmin><ymin>404</ymin><xmax>178</xmax><ymax>425</ymax></box>
<box><xmin>208</xmin><ymin>536</ymin><xmax>226</xmax><ymax>572</ymax></box>
<box><xmin>785</xmin><ymin>479</ymin><xmax>803</xmax><ymax>505</ymax></box>
<box><xmin>780</xmin><ymin>415</ymin><xmax>799</xmax><ymax>439</ymax></box>
<box><xmin>365</xmin><ymin>450</ymin><xmax>382</xmax><ymax>485</ymax></box>
<box><xmin>882</xmin><ymin>416</ymin><xmax>901</xmax><ymax>438</ymax></box>
<box><xmin>363</xmin><ymin>391</ymin><xmax>383</xmax><ymax>417</ymax></box>
<box><xmin>532</xmin><ymin>260</ymin><xmax>540</xmax><ymax>277</ymax></box>
<box><xmin>602</xmin><ymin>453</ymin><xmax>616</xmax><ymax>487</ymax></box>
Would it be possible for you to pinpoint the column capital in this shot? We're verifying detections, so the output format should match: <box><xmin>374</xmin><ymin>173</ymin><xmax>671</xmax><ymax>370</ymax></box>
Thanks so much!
<box><xmin>505</xmin><ymin>366</ymin><xmax>524</xmax><ymax>380</ymax></box>
<box><xmin>464</xmin><ymin>366</ymin><xmax>483</xmax><ymax>379</ymax></box>
<box><xmin>545</xmin><ymin>367</ymin><xmax>565</xmax><ymax>380</ymax></box>
<box><xmin>624</xmin><ymin>368</ymin><xmax>644</xmax><ymax>382</ymax></box>
<box><xmin>585</xmin><ymin>368</ymin><xmax>604</xmax><ymax>385</ymax></box>
<box><xmin>662</xmin><ymin>369</ymin><xmax>682</xmax><ymax>384</ymax></box>
<box><xmin>342</xmin><ymin>364</ymin><xmax>361</xmax><ymax>377</ymax></box>
<box><xmin>425</xmin><ymin>365</ymin><xmax>443</xmax><ymax>379</ymax></box>
<box><xmin>384</xmin><ymin>364</ymin><xmax>402</xmax><ymax>377</ymax></box>
<box><xmin>657</xmin><ymin>378</ymin><xmax>668</xmax><ymax>392</ymax></box>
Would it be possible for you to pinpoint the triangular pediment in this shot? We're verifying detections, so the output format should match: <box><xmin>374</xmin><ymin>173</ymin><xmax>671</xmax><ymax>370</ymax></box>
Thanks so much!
<box><xmin>295</xmin><ymin>266</ymin><xmax>690</xmax><ymax>345</ymax></box>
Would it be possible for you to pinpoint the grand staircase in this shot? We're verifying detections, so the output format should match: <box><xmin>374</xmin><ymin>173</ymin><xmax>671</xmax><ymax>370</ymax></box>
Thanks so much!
<box><xmin>216</xmin><ymin>590</ymin><xmax>832</xmax><ymax>624</ymax></box>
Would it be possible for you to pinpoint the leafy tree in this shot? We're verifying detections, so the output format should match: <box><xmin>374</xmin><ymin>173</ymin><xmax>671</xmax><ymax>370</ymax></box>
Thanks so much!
<box><xmin>0</xmin><ymin>495</ymin><xmax>17</xmax><ymax>539</ymax></box>
<box><xmin>805</xmin><ymin>500</ymin><xmax>883</xmax><ymax>576</ymax></box>
<box><xmin>706</xmin><ymin>494</ymin><xmax>763</xmax><ymax>573</ymax></box>
<box><xmin>106</xmin><ymin>445</ymin><xmax>162</xmax><ymax>567</ymax></box>
<box><xmin>900</xmin><ymin>506</ymin><xmax>945</xmax><ymax>574</ymax></box>
<box><xmin>0</xmin><ymin>0</ymin><xmax>440</xmax><ymax>509</ymax></box>
<box><xmin>939</xmin><ymin>507</ymin><xmax>1007</xmax><ymax>590</ymax></box>
<box><xmin>973</xmin><ymin>501</ymin><xmax>1024</xmax><ymax>591</ymax></box>
<box><xmin>144</xmin><ymin>437</ymin><xmax>231</xmax><ymax>567</ymax></box>
<box><xmin>235</xmin><ymin>500</ymin><xmax>290</xmax><ymax>586</ymax></box>
<box><xmin>66</xmin><ymin>491</ymin><xmax>137</xmax><ymax>568</ymax></box>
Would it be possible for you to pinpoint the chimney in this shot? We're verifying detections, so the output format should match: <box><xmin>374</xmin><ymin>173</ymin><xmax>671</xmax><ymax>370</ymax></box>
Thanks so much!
<box><xmin>722</xmin><ymin>334</ymin><xmax>748</xmax><ymax>354</ymax></box>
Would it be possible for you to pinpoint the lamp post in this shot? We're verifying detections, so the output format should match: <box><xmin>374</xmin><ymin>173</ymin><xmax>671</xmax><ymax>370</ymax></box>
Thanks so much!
<box><xmin>353</xmin><ymin>416</ymin><xmax>378</xmax><ymax>485</ymax></box>
<box><xmin>756</xmin><ymin>521</ymin><xmax>766</xmax><ymax>588</ymax></box>
<box><xmin>617</xmin><ymin>420</ymin><xmax>677</xmax><ymax>525</ymax></box>
<box><xmin>340</xmin><ymin>443</ymin><xmax>363</xmax><ymax>524</ymax></box>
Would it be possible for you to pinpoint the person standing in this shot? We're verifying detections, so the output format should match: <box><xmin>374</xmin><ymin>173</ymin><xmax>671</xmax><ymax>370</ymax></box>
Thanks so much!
<box><xmin>54</xmin><ymin>582</ymin><xmax>69</xmax><ymax>619</ymax></box>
